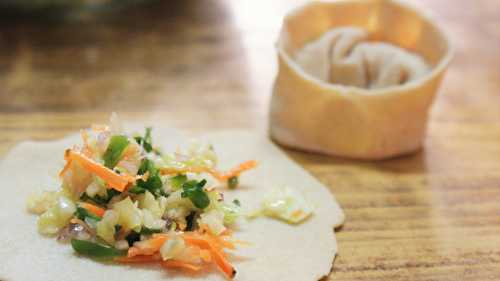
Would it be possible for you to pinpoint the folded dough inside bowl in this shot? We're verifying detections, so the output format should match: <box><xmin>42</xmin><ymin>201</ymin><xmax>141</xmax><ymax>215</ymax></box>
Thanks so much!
<box><xmin>294</xmin><ymin>27</ymin><xmax>430</xmax><ymax>90</ymax></box>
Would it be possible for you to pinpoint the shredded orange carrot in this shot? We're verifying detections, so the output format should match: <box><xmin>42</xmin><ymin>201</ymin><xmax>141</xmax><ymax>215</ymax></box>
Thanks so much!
<box><xmin>215</xmin><ymin>160</ymin><xmax>257</xmax><ymax>180</ymax></box>
<box><xmin>199</xmin><ymin>249</ymin><xmax>212</xmax><ymax>262</ymax></box>
<box><xmin>63</xmin><ymin>149</ymin><xmax>134</xmax><ymax>192</ymax></box>
<box><xmin>79</xmin><ymin>202</ymin><xmax>105</xmax><ymax>218</ymax></box>
<box><xmin>161</xmin><ymin>260</ymin><xmax>201</xmax><ymax>272</ymax></box>
<box><xmin>182</xmin><ymin>234</ymin><xmax>236</xmax><ymax>278</ymax></box>
<box><xmin>160</xmin><ymin>160</ymin><xmax>257</xmax><ymax>182</ymax></box>
<box><xmin>127</xmin><ymin>232</ymin><xmax>236</xmax><ymax>278</ymax></box>
<box><xmin>126</xmin><ymin>246</ymin><xmax>141</xmax><ymax>258</ymax></box>
<box><xmin>128</xmin><ymin>235</ymin><xmax>170</xmax><ymax>257</ymax></box>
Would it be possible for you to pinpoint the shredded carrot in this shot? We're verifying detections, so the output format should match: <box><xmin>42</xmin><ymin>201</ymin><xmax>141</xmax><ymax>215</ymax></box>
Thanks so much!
<box><xmin>215</xmin><ymin>160</ymin><xmax>257</xmax><ymax>180</ymax></box>
<box><xmin>128</xmin><ymin>235</ymin><xmax>170</xmax><ymax>257</ymax></box>
<box><xmin>63</xmin><ymin>149</ymin><xmax>134</xmax><ymax>192</ymax></box>
<box><xmin>199</xmin><ymin>249</ymin><xmax>212</xmax><ymax>262</ymax></box>
<box><xmin>126</xmin><ymin>246</ymin><xmax>141</xmax><ymax>258</ymax></box>
<box><xmin>160</xmin><ymin>160</ymin><xmax>257</xmax><ymax>182</ymax></box>
<box><xmin>161</xmin><ymin>260</ymin><xmax>201</xmax><ymax>272</ymax></box>
<box><xmin>127</xmin><ymin>232</ymin><xmax>236</xmax><ymax>278</ymax></box>
<box><xmin>182</xmin><ymin>234</ymin><xmax>236</xmax><ymax>278</ymax></box>
<box><xmin>79</xmin><ymin>202</ymin><xmax>105</xmax><ymax>218</ymax></box>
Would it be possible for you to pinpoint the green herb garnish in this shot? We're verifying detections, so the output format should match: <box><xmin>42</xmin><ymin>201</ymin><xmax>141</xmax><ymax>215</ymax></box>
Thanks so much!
<box><xmin>232</xmin><ymin>199</ymin><xmax>241</xmax><ymax>207</ymax></box>
<box><xmin>181</xmin><ymin>179</ymin><xmax>210</xmax><ymax>209</ymax></box>
<box><xmin>136</xmin><ymin>159</ymin><xmax>164</xmax><ymax>197</ymax></box>
<box><xmin>228</xmin><ymin>176</ymin><xmax>239</xmax><ymax>189</ymax></box>
<box><xmin>170</xmin><ymin>174</ymin><xmax>187</xmax><ymax>191</ymax></box>
<box><xmin>103</xmin><ymin>135</ymin><xmax>130</xmax><ymax>168</ymax></box>
<box><xmin>71</xmin><ymin>239</ymin><xmax>126</xmax><ymax>259</ymax></box>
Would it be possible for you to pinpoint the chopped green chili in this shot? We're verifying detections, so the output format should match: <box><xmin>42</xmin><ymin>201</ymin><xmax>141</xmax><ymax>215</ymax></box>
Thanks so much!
<box><xmin>71</xmin><ymin>239</ymin><xmax>126</xmax><ymax>259</ymax></box>
<box><xmin>103</xmin><ymin>135</ymin><xmax>130</xmax><ymax>168</ymax></box>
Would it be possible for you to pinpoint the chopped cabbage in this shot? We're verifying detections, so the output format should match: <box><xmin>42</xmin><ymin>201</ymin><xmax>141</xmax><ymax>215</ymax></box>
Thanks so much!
<box><xmin>185</xmin><ymin>139</ymin><xmax>218</xmax><ymax>168</ymax></box>
<box><xmin>261</xmin><ymin>187</ymin><xmax>313</xmax><ymax>224</ymax></box>
<box><xmin>206</xmin><ymin>190</ymin><xmax>240</xmax><ymax>225</ymax></box>
<box><xmin>38</xmin><ymin>196</ymin><xmax>76</xmax><ymax>235</ymax></box>
<box><xmin>27</xmin><ymin>191</ymin><xmax>59</xmax><ymax>214</ymax></box>
<box><xmin>112</xmin><ymin>197</ymin><xmax>142</xmax><ymax>232</ymax></box>
<box><xmin>96</xmin><ymin>210</ymin><xmax>119</xmax><ymax>244</ymax></box>
<box><xmin>219</xmin><ymin>203</ymin><xmax>240</xmax><ymax>225</ymax></box>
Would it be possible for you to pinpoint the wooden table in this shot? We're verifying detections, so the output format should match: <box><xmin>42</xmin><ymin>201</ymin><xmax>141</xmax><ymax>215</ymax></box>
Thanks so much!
<box><xmin>1</xmin><ymin>0</ymin><xmax>499</xmax><ymax>280</ymax></box>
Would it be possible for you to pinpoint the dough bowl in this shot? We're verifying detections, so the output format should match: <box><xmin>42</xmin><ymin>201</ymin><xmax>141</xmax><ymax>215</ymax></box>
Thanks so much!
<box><xmin>270</xmin><ymin>0</ymin><xmax>453</xmax><ymax>160</ymax></box>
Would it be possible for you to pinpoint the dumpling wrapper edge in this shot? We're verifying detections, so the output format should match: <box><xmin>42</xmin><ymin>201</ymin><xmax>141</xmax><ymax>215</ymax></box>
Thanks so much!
<box><xmin>0</xmin><ymin>126</ymin><xmax>344</xmax><ymax>281</ymax></box>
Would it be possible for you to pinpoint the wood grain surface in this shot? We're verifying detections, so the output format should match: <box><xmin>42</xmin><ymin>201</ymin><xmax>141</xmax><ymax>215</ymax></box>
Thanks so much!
<box><xmin>0</xmin><ymin>0</ymin><xmax>499</xmax><ymax>280</ymax></box>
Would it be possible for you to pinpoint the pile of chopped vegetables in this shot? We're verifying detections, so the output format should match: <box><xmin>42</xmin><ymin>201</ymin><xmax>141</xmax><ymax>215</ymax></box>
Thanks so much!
<box><xmin>27</xmin><ymin>116</ymin><xmax>256</xmax><ymax>279</ymax></box>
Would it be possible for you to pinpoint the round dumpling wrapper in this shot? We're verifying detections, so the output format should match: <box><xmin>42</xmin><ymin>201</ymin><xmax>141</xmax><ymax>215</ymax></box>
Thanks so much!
<box><xmin>0</xmin><ymin>126</ymin><xmax>344</xmax><ymax>281</ymax></box>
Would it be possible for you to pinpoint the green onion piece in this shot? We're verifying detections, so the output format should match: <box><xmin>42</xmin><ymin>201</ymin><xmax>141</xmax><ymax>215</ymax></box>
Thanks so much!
<box><xmin>140</xmin><ymin>227</ymin><xmax>163</xmax><ymax>235</ymax></box>
<box><xmin>228</xmin><ymin>176</ymin><xmax>239</xmax><ymax>189</ymax></box>
<box><xmin>181</xmin><ymin>179</ymin><xmax>210</xmax><ymax>209</ymax></box>
<box><xmin>170</xmin><ymin>174</ymin><xmax>187</xmax><ymax>191</ymax></box>
<box><xmin>71</xmin><ymin>239</ymin><xmax>127</xmax><ymax>259</ymax></box>
<box><xmin>75</xmin><ymin>207</ymin><xmax>102</xmax><ymax>222</ymax></box>
<box><xmin>103</xmin><ymin>135</ymin><xmax>130</xmax><ymax>168</ymax></box>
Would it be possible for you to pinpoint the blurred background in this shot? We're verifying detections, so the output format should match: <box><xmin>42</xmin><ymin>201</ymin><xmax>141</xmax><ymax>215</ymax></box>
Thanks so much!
<box><xmin>0</xmin><ymin>0</ymin><xmax>498</xmax><ymax>142</ymax></box>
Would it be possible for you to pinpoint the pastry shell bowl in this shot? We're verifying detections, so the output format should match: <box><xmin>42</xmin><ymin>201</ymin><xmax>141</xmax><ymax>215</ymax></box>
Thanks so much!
<box><xmin>270</xmin><ymin>0</ymin><xmax>453</xmax><ymax>160</ymax></box>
